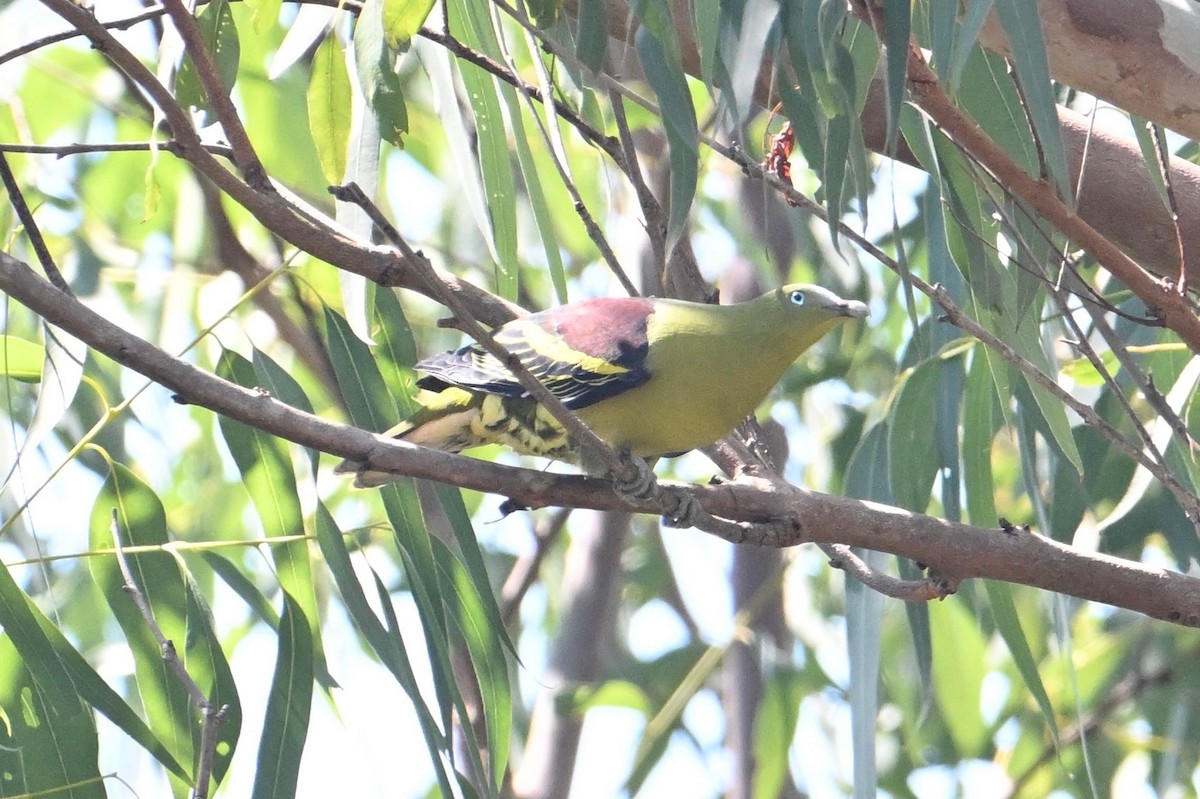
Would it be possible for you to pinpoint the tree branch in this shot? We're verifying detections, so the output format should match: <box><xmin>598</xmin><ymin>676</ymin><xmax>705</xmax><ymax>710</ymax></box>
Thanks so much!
<box><xmin>900</xmin><ymin>41</ymin><xmax>1200</xmax><ymax>354</ymax></box>
<box><xmin>5</xmin><ymin>251</ymin><xmax>1200</xmax><ymax>628</ymax></box>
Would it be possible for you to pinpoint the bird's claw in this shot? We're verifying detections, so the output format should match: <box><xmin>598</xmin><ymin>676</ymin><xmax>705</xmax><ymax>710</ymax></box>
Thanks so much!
<box><xmin>612</xmin><ymin>452</ymin><xmax>656</xmax><ymax>501</ymax></box>
<box><xmin>660</xmin><ymin>489</ymin><xmax>702</xmax><ymax>529</ymax></box>
<box><xmin>609</xmin><ymin>455</ymin><xmax>701</xmax><ymax>528</ymax></box>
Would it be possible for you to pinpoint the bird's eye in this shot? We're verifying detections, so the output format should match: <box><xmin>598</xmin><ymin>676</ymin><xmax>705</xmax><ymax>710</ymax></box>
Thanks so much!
<box><xmin>789</xmin><ymin>290</ymin><xmax>806</xmax><ymax>306</ymax></box>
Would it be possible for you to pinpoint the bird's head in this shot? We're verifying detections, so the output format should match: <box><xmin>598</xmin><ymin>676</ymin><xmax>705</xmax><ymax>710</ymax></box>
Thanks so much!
<box><xmin>767</xmin><ymin>283</ymin><xmax>869</xmax><ymax>323</ymax></box>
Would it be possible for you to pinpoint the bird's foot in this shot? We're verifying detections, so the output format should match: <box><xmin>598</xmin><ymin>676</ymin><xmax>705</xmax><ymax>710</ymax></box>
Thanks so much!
<box><xmin>610</xmin><ymin>452</ymin><xmax>701</xmax><ymax>528</ymax></box>
<box><xmin>659</xmin><ymin>489</ymin><xmax>703</xmax><ymax>529</ymax></box>
<box><xmin>611</xmin><ymin>450</ymin><xmax>656</xmax><ymax>501</ymax></box>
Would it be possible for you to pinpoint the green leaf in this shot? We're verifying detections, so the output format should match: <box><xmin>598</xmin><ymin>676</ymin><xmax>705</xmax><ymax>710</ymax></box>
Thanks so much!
<box><xmin>880</xmin><ymin>0</ymin><xmax>910</xmax><ymax>145</ymax></box>
<box><xmin>847</xmin><ymin>549</ymin><xmax>885</xmax><ymax>799</ymax></box>
<box><xmin>181</xmin><ymin>572</ymin><xmax>243</xmax><ymax>784</ymax></box>
<box><xmin>717</xmin><ymin>0</ymin><xmax>780</xmax><ymax>129</ymax></box>
<box><xmin>200</xmin><ymin>551</ymin><xmax>280</xmax><ymax>629</ymax></box>
<box><xmin>312</xmin><ymin>505</ymin><xmax>456</xmax><ymax>796</ymax></box>
<box><xmin>576</xmin><ymin>0</ymin><xmax>609</xmax><ymax>71</ymax></box>
<box><xmin>89</xmin><ymin>464</ymin><xmax>196</xmax><ymax>784</ymax></box>
<box><xmin>691</xmin><ymin>0</ymin><xmax>719</xmax><ymax>82</ymax></box>
<box><xmin>307</xmin><ymin>33</ymin><xmax>353</xmax><ymax>184</ymax></box>
<box><xmin>251</xmin><ymin>593</ymin><xmax>313</xmax><ymax>799</ymax></box>
<box><xmin>842</xmin><ymin>425</ymin><xmax>890</xmax><ymax>799</ymax></box>
<box><xmin>371</xmin><ymin>288</ymin><xmax>422</xmax><ymax>417</ymax></box>
<box><xmin>525</xmin><ymin>0</ymin><xmax>562</xmax><ymax>25</ymax></box>
<box><xmin>888</xmin><ymin>358</ymin><xmax>944</xmax><ymax>512</ymax></box>
<box><xmin>433</xmin><ymin>538</ymin><xmax>512</xmax><ymax>791</ymax></box>
<box><xmin>1008</xmin><ymin>326</ymin><xmax>1084</xmax><ymax>476</ymax></box>
<box><xmin>929</xmin><ymin>0</ymin><xmax>956</xmax><ymax>76</ymax></box>
<box><xmin>175</xmin><ymin>0</ymin><xmax>241</xmax><ymax>123</ymax></box>
<box><xmin>382</xmin><ymin>0</ymin><xmax>438</xmax><ymax>47</ymax></box>
<box><xmin>447</xmin><ymin>0</ymin><xmax>519</xmax><ymax>299</ymax></box>
<box><xmin>930</xmin><ymin>598</ymin><xmax>988</xmax><ymax>757</ymax></box>
<box><xmin>1061</xmin><ymin>350</ymin><xmax>1121</xmax><ymax>388</ymax></box>
<box><xmin>984</xmin><ymin>580</ymin><xmax>1059</xmax><ymax>743</ymax></box>
<box><xmin>324</xmin><ymin>305</ymin><xmax>399</xmax><ymax>432</ymax></box>
<box><xmin>822</xmin><ymin>111</ymin><xmax>851</xmax><ymax>242</ymax></box>
<box><xmin>218</xmin><ymin>351</ymin><xmax>327</xmax><ymax>683</ymax></box>
<box><xmin>0</xmin><ymin>635</ymin><xmax>105</xmax><ymax>799</ymax></box>
<box><xmin>752</xmin><ymin>667</ymin><xmax>808</xmax><ymax>799</ymax></box>
<box><xmin>563</xmin><ymin>679</ymin><xmax>653</xmax><ymax>714</ymax></box>
<box><xmin>962</xmin><ymin>346</ymin><xmax>1001</xmax><ymax>526</ymax></box>
<box><xmin>252</xmin><ymin>347</ymin><xmax>319</xmax><ymax>477</ymax></box>
<box><xmin>243</xmin><ymin>0</ymin><xmax>283</xmax><ymax>34</ymax></box>
<box><xmin>993</xmin><ymin>0</ymin><xmax>1071</xmax><ymax>200</ymax></box>
<box><xmin>635</xmin><ymin>24</ymin><xmax>699</xmax><ymax>251</ymax></box>
<box><xmin>956</xmin><ymin>47</ymin><xmax>1038</xmax><ymax>174</ymax></box>
<box><xmin>0</xmin><ymin>562</ymin><xmax>79</xmax><ymax>717</ymax></box>
<box><xmin>947</xmin><ymin>0</ymin><xmax>994</xmax><ymax>91</ymax></box>
<box><xmin>356</xmin><ymin>0</ymin><xmax>409</xmax><ymax>147</ymax></box>
<box><xmin>324</xmin><ymin>307</ymin><xmax>485</xmax><ymax>788</ymax></box>
<box><xmin>1130</xmin><ymin>116</ymin><xmax>1173</xmax><ymax>211</ymax></box>
<box><xmin>0</xmin><ymin>334</ymin><xmax>43</xmax><ymax>382</ymax></box>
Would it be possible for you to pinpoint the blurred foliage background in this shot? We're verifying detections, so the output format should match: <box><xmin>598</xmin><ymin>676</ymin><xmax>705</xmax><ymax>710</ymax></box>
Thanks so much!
<box><xmin>2</xmin><ymin>0</ymin><xmax>1200</xmax><ymax>797</ymax></box>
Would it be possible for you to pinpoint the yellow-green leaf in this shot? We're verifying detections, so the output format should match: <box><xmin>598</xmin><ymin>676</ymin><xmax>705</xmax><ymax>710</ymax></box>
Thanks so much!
<box><xmin>307</xmin><ymin>34</ymin><xmax>352</xmax><ymax>184</ymax></box>
<box><xmin>382</xmin><ymin>0</ymin><xmax>437</xmax><ymax>48</ymax></box>
<box><xmin>0</xmin><ymin>335</ymin><xmax>43</xmax><ymax>382</ymax></box>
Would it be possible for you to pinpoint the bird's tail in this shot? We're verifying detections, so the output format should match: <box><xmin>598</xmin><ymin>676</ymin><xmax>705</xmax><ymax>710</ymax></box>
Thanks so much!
<box><xmin>333</xmin><ymin>388</ymin><xmax>485</xmax><ymax>488</ymax></box>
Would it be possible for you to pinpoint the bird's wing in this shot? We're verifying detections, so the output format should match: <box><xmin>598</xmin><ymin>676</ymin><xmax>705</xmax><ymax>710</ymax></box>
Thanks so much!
<box><xmin>416</xmin><ymin>298</ymin><xmax>655</xmax><ymax>410</ymax></box>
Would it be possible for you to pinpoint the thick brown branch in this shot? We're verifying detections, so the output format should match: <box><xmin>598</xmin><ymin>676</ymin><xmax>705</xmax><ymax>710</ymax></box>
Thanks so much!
<box><xmin>5</xmin><ymin>251</ymin><xmax>1200</xmax><ymax>628</ymax></box>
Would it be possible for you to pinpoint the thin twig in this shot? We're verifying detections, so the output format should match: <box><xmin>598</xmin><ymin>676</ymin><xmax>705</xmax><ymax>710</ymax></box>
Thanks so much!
<box><xmin>109</xmin><ymin>510</ymin><xmax>226</xmax><ymax>799</ymax></box>
<box><xmin>610</xmin><ymin>87</ymin><xmax>667</xmax><ymax>291</ymax></box>
<box><xmin>821</xmin><ymin>543</ymin><xmax>959</xmax><ymax>601</ymax></box>
<box><xmin>0</xmin><ymin>152</ymin><xmax>72</xmax><ymax>295</ymax></box>
<box><xmin>0</xmin><ymin>141</ymin><xmax>236</xmax><ymax>160</ymax></box>
<box><xmin>1147</xmin><ymin>121</ymin><xmax>1188</xmax><ymax>293</ymax></box>
<box><xmin>899</xmin><ymin>40</ymin><xmax>1200</xmax><ymax>353</ymax></box>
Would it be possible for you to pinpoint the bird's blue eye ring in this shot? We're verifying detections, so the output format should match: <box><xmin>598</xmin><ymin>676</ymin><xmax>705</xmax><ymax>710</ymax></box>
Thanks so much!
<box><xmin>789</xmin><ymin>290</ymin><xmax>806</xmax><ymax>306</ymax></box>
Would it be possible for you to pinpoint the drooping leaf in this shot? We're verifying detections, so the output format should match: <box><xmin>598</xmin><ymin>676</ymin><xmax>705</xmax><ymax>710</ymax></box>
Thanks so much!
<box><xmin>576</xmin><ymin>0</ymin><xmax>609</xmax><ymax>71</ymax></box>
<box><xmin>356</xmin><ymin>0</ymin><xmax>409</xmax><ymax>147</ymax></box>
<box><xmin>843</xmin><ymin>424</ymin><xmax>891</xmax><ymax>799</ymax></box>
<box><xmin>312</xmin><ymin>504</ymin><xmax>456</xmax><ymax>796</ymax></box>
<box><xmin>307</xmin><ymin>33</ymin><xmax>353</xmax><ymax>184</ymax></box>
<box><xmin>218</xmin><ymin>350</ymin><xmax>327</xmax><ymax>685</ymax></box>
<box><xmin>984</xmin><ymin>580</ymin><xmax>1059</xmax><ymax>744</ymax></box>
<box><xmin>251</xmin><ymin>593</ymin><xmax>313</xmax><ymax>799</ymax></box>
<box><xmin>930</xmin><ymin>597</ymin><xmax>988</xmax><ymax>757</ymax></box>
<box><xmin>89</xmin><ymin>464</ymin><xmax>197</xmax><ymax>786</ymax></box>
<box><xmin>635</xmin><ymin>22</ymin><xmax>699</xmax><ymax>252</ymax></box>
<box><xmin>888</xmin><ymin>357</ymin><xmax>945</xmax><ymax>512</ymax></box>
<box><xmin>993</xmin><ymin>0</ymin><xmax>1071</xmax><ymax>200</ymax></box>
<box><xmin>175</xmin><ymin>0</ymin><xmax>241</xmax><ymax>122</ymax></box>
<box><xmin>880</xmin><ymin>0</ymin><xmax>910</xmax><ymax>146</ymax></box>
<box><xmin>447</xmin><ymin>0</ymin><xmax>520</xmax><ymax>299</ymax></box>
